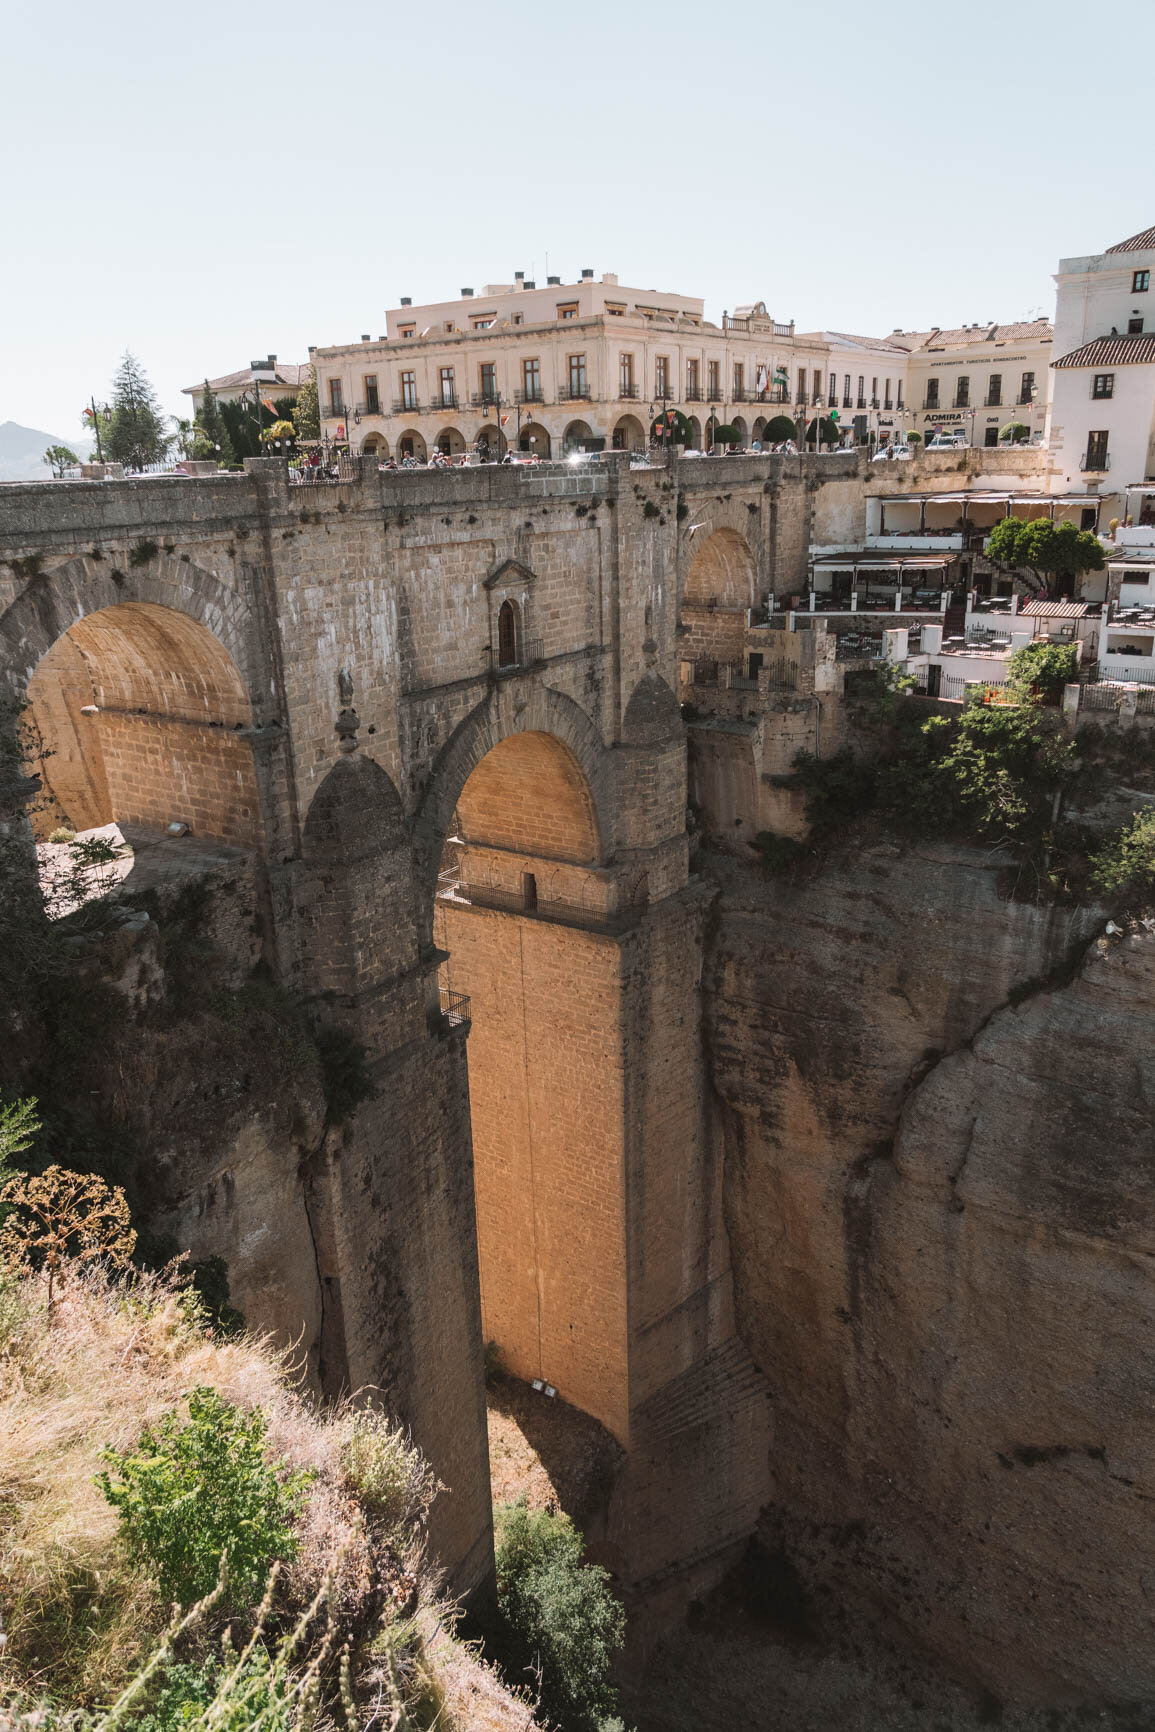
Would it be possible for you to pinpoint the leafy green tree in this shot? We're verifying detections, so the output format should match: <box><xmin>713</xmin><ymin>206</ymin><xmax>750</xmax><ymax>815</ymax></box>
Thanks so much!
<box><xmin>293</xmin><ymin>366</ymin><xmax>319</xmax><ymax>442</ymax></box>
<box><xmin>711</xmin><ymin>423</ymin><xmax>741</xmax><ymax>446</ymax></box>
<box><xmin>999</xmin><ymin>421</ymin><xmax>1031</xmax><ymax>444</ymax></box>
<box><xmin>173</xmin><ymin>419</ymin><xmax>194</xmax><ymax>459</ymax></box>
<box><xmin>43</xmin><ymin>445</ymin><xmax>79</xmax><ymax>477</ymax></box>
<box><xmin>1090</xmin><ymin>810</ymin><xmax>1155</xmax><ymax>905</ymax></box>
<box><xmin>650</xmin><ymin>407</ymin><xmax>695</xmax><ymax>447</ymax></box>
<box><xmin>494</xmin><ymin>1500</ymin><xmax>625</xmax><ymax>1732</ymax></box>
<box><xmin>104</xmin><ymin>353</ymin><xmax>170</xmax><ymax>471</ymax></box>
<box><xmin>764</xmin><ymin>415</ymin><xmax>799</xmax><ymax>443</ymax></box>
<box><xmin>1006</xmin><ymin>641</ymin><xmax>1079</xmax><ymax>703</ymax></box>
<box><xmin>986</xmin><ymin>516</ymin><xmax>1105</xmax><ymax>598</ymax></box>
<box><xmin>218</xmin><ymin>396</ymin><xmax>275</xmax><ymax>462</ymax></box>
<box><xmin>192</xmin><ymin>380</ymin><xmax>235</xmax><ymax>466</ymax></box>
<box><xmin>99</xmin><ymin>1387</ymin><xmax>311</xmax><ymax>1608</ymax></box>
<box><xmin>906</xmin><ymin>430</ymin><xmax>922</xmax><ymax>445</ymax></box>
<box><xmin>804</xmin><ymin>415</ymin><xmax>839</xmax><ymax>446</ymax></box>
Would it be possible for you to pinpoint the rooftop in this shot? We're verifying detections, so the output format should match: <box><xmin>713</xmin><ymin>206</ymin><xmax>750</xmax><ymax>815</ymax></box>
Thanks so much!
<box><xmin>183</xmin><ymin>358</ymin><xmax>309</xmax><ymax>396</ymax></box>
<box><xmin>885</xmin><ymin>320</ymin><xmax>1053</xmax><ymax>352</ymax></box>
<box><xmin>1105</xmin><ymin>225</ymin><xmax>1155</xmax><ymax>255</ymax></box>
<box><xmin>1053</xmin><ymin>333</ymin><xmax>1155</xmax><ymax>369</ymax></box>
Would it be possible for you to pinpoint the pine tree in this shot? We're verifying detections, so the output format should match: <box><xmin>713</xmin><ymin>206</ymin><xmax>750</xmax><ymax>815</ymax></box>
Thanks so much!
<box><xmin>104</xmin><ymin>353</ymin><xmax>170</xmax><ymax>471</ymax></box>
<box><xmin>193</xmin><ymin>381</ymin><xmax>236</xmax><ymax>466</ymax></box>
<box><xmin>294</xmin><ymin>366</ymin><xmax>319</xmax><ymax>441</ymax></box>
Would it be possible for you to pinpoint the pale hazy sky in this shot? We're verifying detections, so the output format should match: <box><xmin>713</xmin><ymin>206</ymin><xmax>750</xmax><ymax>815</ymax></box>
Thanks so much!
<box><xmin>3</xmin><ymin>0</ymin><xmax>1146</xmax><ymax>440</ymax></box>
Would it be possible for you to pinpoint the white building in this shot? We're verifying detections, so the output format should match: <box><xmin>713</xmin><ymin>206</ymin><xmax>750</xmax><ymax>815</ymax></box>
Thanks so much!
<box><xmin>1047</xmin><ymin>224</ymin><xmax>1155</xmax><ymax>508</ymax></box>
<box><xmin>794</xmin><ymin>333</ymin><xmax>911</xmax><ymax>446</ymax></box>
<box><xmin>182</xmin><ymin>356</ymin><xmax>310</xmax><ymax>415</ymax></box>
<box><xmin>886</xmin><ymin>322</ymin><xmax>1053</xmax><ymax>447</ymax></box>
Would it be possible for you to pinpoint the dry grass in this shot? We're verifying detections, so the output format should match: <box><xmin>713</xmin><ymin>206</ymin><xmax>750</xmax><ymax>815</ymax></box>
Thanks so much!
<box><xmin>0</xmin><ymin>1266</ymin><xmax>527</xmax><ymax>1729</ymax></box>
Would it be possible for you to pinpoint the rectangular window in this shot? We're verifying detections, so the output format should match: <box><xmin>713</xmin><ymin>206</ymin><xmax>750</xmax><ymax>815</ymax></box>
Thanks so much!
<box><xmin>618</xmin><ymin>352</ymin><xmax>634</xmax><ymax>396</ymax></box>
<box><xmin>843</xmin><ymin>375</ymin><xmax>851</xmax><ymax>407</ymax></box>
<box><xmin>984</xmin><ymin>426</ymin><xmax>999</xmax><ymax>447</ymax></box>
<box><xmin>884</xmin><ymin>377</ymin><xmax>892</xmax><ymax>409</ymax></box>
<box><xmin>797</xmin><ymin>369</ymin><xmax>808</xmax><ymax>404</ymax></box>
<box><xmin>1092</xmin><ymin>373</ymin><xmax>1114</xmax><ymax>399</ymax></box>
<box><xmin>829</xmin><ymin>373</ymin><xmax>837</xmax><ymax>406</ymax></box>
<box><xmin>568</xmin><ymin>354</ymin><xmax>587</xmax><ymax>397</ymax></box>
<box><xmin>523</xmin><ymin>357</ymin><xmax>541</xmax><ymax>400</ymax></box>
<box><xmin>512</xmin><ymin>313</ymin><xmax>523</xmax><ymax>326</ymax></box>
<box><xmin>1128</xmin><ymin>316</ymin><xmax>1144</xmax><ymax>334</ymax></box>
<box><xmin>328</xmin><ymin>378</ymin><xmax>343</xmax><ymax>412</ymax></box>
<box><xmin>400</xmin><ymin>370</ymin><xmax>417</xmax><ymax>411</ymax></box>
<box><xmin>1085</xmin><ymin>430</ymin><xmax>1109</xmax><ymax>470</ymax></box>
<box><xmin>956</xmin><ymin>376</ymin><xmax>970</xmax><ymax>407</ymax></box>
<box><xmin>471</xmin><ymin>317</ymin><xmax>494</xmax><ymax>330</ymax></box>
<box><xmin>558</xmin><ymin>302</ymin><xmax>579</xmax><ymax>320</ymax></box>
<box><xmin>856</xmin><ymin>375</ymin><xmax>865</xmax><ymax>407</ymax></box>
<box><xmin>708</xmin><ymin>359</ymin><xmax>720</xmax><ymax>398</ymax></box>
<box><xmin>925</xmin><ymin>379</ymin><xmax>940</xmax><ymax>409</ymax></box>
<box><xmin>398</xmin><ymin>325</ymin><xmax>415</xmax><ymax>339</ymax></box>
<box><xmin>686</xmin><ymin>358</ymin><xmax>700</xmax><ymax>399</ymax></box>
<box><xmin>1019</xmin><ymin>372</ymin><xmax>1035</xmax><ymax>405</ymax></box>
<box><xmin>986</xmin><ymin>374</ymin><xmax>1001</xmax><ymax>406</ymax></box>
<box><xmin>363</xmin><ymin>374</ymin><xmax>379</xmax><ymax>415</ymax></box>
<box><xmin>1133</xmin><ymin>270</ymin><xmax>1150</xmax><ymax>293</ymax></box>
<box><xmin>897</xmin><ymin>382</ymin><xmax>904</xmax><ymax>409</ymax></box>
<box><xmin>733</xmin><ymin>362</ymin><xmax>744</xmax><ymax>399</ymax></box>
<box><xmin>439</xmin><ymin>366</ymin><xmax>455</xmax><ymax>406</ymax></box>
<box><xmin>871</xmin><ymin>376</ymin><xmax>879</xmax><ymax>406</ymax></box>
<box><xmin>655</xmin><ymin>355</ymin><xmax>669</xmax><ymax>397</ymax></box>
<box><xmin>480</xmin><ymin>362</ymin><xmax>496</xmax><ymax>402</ymax></box>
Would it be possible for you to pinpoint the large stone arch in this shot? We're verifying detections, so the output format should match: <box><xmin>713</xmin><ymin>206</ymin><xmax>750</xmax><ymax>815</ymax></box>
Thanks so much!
<box><xmin>0</xmin><ymin>551</ymin><xmax>257</xmax><ymax>709</ymax></box>
<box><xmin>414</xmin><ymin>682</ymin><xmax>611</xmax><ymax>940</ymax></box>
<box><xmin>681</xmin><ymin>526</ymin><xmax>757</xmax><ymax>613</ymax></box>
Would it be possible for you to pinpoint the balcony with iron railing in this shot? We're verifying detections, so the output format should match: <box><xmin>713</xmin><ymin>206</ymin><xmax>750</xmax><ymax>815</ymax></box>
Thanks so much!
<box><xmin>1081</xmin><ymin>449</ymin><xmax>1111</xmax><ymax>472</ymax></box>
<box><xmin>870</xmin><ymin>397</ymin><xmax>880</xmax><ymax>409</ymax></box>
<box><xmin>356</xmin><ymin>399</ymin><xmax>382</xmax><ymax>417</ymax></box>
<box><xmin>323</xmin><ymin>402</ymin><xmax>346</xmax><ymax>418</ymax></box>
<box><xmin>883</xmin><ymin>399</ymin><xmax>893</xmax><ymax>411</ymax></box>
<box><xmin>842</xmin><ymin>396</ymin><xmax>852</xmax><ymax>409</ymax></box>
<box><xmin>953</xmin><ymin>397</ymin><xmax>971</xmax><ymax>409</ymax></box>
<box><xmin>515</xmin><ymin>388</ymin><xmax>544</xmax><ymax>405</ymax></box>
<box><xmin>430</xmin><ymin>393</ymin><xmax>458</xmax><ymax>411</ymax></box>
<box><xmin>470</xmin><ymin>391</ymin><xmax>500</xmax><ymax>407</ymax></box>
<box><xmin>856</xmin><ymin>397</ymin><xmax>867</xmax><ymax>409</ymax></box>
<box><xmin>392</xmin><ymin>397</ymin><xmax>421</xmax><ymax>415</ymax></box>
<box><xmin>618</xmin><ymin>383</ymin><xmax>639</xmax><ymax>399</ymax></box>
<box><xmin>437</xmin><ymin>988</ymin><xmax>471</xmax><ymax>1029</ymax></box>
<box><xmin>491</xmin><ymin>637</ymin><xmax>544</xmax><ymax>676</ymax></box>
<box><xmin>684</xmin><ymin>386</ymin><xmax>703</xmax><ymax>402</ymax></box>
<box><xmin>984</xmin><ymin>393</ymin><xmax>1003</xmax><ymax>407</ymax></box>
<box><xmin>557</xmin><ymin>384</ymin><xmax>592</xmax><ymax>401</ymax></box>
<box><xmin>732</xmin><ymin>385</ymin><xmax>746</xmax><ymax>401</ymax></box>
<box><xmin>923</xmin><ymin>397</ymin><xmax>941</xmax><ymax>411</ymax></box>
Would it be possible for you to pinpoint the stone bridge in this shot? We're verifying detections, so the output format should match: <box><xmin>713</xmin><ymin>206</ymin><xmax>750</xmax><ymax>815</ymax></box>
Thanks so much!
<box><xmin>0</xmin><ymin>449</ymin><xmax>859</xmax><ymax>1599</ymax></box>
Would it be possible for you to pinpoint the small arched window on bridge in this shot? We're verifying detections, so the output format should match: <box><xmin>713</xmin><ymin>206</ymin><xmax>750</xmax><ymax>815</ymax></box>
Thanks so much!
<box><xmin>497</xmin><ymin>598</ymin><xmax>519</xmax><ymax>668</ymax></box>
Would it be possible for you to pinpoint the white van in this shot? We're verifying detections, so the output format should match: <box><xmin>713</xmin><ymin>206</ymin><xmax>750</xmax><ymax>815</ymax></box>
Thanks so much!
<box><xmin>925</xmin><ymin>432</ymin><xmax>969</xmax><ymax>450</ymax></box>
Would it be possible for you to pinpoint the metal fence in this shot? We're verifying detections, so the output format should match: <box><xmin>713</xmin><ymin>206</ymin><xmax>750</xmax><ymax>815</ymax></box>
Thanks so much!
<box><xmin>439</xmin><ymin>988</ymin><xmax>471</xmax><ymax>1027</ymax></box>
<box><xmin>449</xmin><ymin>881</ymin><xmax>643</xmax><ymax>934</ymax></box>
<box><xmin>290</xmin><ymin>453</ymin><xmax>363</xmax><ymax>485</ymax></box>
<box><xmin>834</xmin><ymin>634</ymin><xmax>884</xmax><ymax>662</ymax></box>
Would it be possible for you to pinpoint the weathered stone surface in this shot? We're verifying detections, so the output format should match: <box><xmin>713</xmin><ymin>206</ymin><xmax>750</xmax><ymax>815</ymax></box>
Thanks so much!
<box><xmin>706</xmin><ymin>842</ymin><xmax>1153</xmax><ymax>1703</ymax></box>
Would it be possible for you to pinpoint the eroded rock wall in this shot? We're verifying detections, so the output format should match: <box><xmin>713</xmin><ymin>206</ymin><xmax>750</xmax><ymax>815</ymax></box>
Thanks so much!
<box><xmin>704</xmin><ymin>843</ymin><xmax>1154</xmax><ymax>1704</ymax></box>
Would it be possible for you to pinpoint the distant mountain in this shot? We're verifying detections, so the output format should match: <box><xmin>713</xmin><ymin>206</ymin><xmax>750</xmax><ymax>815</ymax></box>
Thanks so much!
<box><xmin>0</xmin><ymin>421</ymin><xmax>94</xmax><ymax>482</ymax></box>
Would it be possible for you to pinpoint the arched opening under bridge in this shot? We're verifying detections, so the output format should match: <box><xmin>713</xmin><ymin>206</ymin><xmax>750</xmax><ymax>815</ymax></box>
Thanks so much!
<box><xmin>19</xmin><ymin>599</ymin><xmax>261</xmax><ymax>907</ymax></box>
<box><xmin>679</xmin><ymin>526</ymin><xmax>758</xmax><ymax>678</ymax></box>
<box><xmin>432</xmin><ymin>724</ymin><xmax>636</xmax><ymax>1441</ymax></box>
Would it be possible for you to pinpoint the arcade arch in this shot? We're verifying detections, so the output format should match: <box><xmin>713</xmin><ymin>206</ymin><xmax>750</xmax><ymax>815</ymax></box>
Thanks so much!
<box><xmin>518</xmin><ymin>422</ymin><xmax>551</xmax><ymax>458</ymax></box>
<box><xmin>563</xmin><ymin>419</ymin><xmax>594</xmax><ymax>453</ymax></box>
<box><xmin>686</xmin><ymin>415</ymin><xmax>702</xmax><ymax>450</ymax></box>
<box><xmin>436</xmin><ymin>426</ymin><xmax>466</xmax><ymax>457</ymax></box>
<box><xmin>612</xmin><ymin>414</ymin><xmax>646</xmax><ymax>452</ymax></box>
<box><xmin>399</xmin><ymin>429</ymin><xmax>428</xmax><ymax>462</ymax></box>
<box><xmin>361</xmin><ymin>433</ymin><xmax>389</xmax><ymax>460</ymax></box>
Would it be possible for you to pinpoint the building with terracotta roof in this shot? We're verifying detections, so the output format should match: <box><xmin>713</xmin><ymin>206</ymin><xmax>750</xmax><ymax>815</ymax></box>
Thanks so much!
<box><xmin>182</xmin><ymin>356</ymin><xmax>310</xmax><ymax>416</ymax></box>
<box><xmin>1047</xmin><ymin>225</ymin><xmax>1155</xmax><ymax>511</ymax></box>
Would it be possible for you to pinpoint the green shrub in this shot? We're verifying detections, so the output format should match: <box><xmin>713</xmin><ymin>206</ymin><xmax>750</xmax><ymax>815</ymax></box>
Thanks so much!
<box><xmin>48</xmin><ymin>827</ymin><xmax>76</xmax><ymax>844</ymax></box>
<box><xmin>750</xmin><ymin>831</ymin><xmax>806</xmax><ymax>876</ymax></box>
<box><xmin>338</xmin><ymin>1410</ymin><xmax>436</xmax><ymax>1532</ymax></box>
<box><xmin>494</xmin><ymin>1500</ymin><xmax>625</xmax><ymax>1732</ymax></box>
<box><xmin>98</xmin><ymin>1388</ymin><xmax>311</xmax><ymax>1609</ymax></box>
<box><xmin>127</xmin><ymin>1652</ymin><xmax>294</xmax><ymax>1732</ymax></box>
<box><xmin>1006</xmin><ymin>640</ymin><xmax>1078</xmax><ymax>702</ymax></box>
<box><xmin>763</xmin><ymin>415</ymin><xmax>798</xmax><ymax>443</ymax></box>
<box><xmin>1090</xmin><ymin>810</ymin><xmax>1155</xmax><ymax>905</ymax></box>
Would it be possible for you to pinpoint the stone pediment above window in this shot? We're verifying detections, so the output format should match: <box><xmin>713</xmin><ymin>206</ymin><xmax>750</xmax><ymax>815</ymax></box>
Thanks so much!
<box><xmin>484</xmin><ymin>557</ymin><xmax>535</xmax><ymax>592</ymax></box>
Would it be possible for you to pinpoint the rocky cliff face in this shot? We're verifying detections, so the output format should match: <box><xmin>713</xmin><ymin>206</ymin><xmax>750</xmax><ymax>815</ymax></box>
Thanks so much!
<box><xmin>704</xmin><ymin>842</ymin><xmax>1154</xmax><ymax>1705</ymax></box>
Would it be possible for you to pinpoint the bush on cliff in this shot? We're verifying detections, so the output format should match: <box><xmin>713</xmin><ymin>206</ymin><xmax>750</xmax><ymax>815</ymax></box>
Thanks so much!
<box><xmin>1089</xmin><ymin>809</ymin><xmax>1155</xmax><ymax>906</ymax></box>
<box><xmin>0</xmin><ymin>1154</ymin><xmax>527</xmax><ymax>1730</ymax></box>
<box><xmin>494</xmin><ymin>1499</ymin><xmax>625</xmax><ymax>1732</ymax></box>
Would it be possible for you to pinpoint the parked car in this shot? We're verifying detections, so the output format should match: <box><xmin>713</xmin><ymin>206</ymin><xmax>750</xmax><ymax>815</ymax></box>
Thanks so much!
<box><xmin>925</xmin><ymin>432</ymin><xmax>969</xmax><ymax>449</ymax></box>
<box><xmin>872</xmin><ymin>442</ymin><xmax>913</xmax><ymax>461</ymax></box>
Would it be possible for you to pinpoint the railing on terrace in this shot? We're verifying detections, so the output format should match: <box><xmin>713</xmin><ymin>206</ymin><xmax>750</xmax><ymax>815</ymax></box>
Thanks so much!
<box><xmin>393</xmin><ymin>397</ymin><xmax>421</xmax><ymax>414</ymax></box>
<box><xmin>432</xmin><ymin>393</ymin><xmax>459</xmax><ymax>410</ymax></box>
<box><xmin>557</xmin><ymin>384</ymin><xmax>593</xmax><ymax>401</ymax></box>
<box><xmin>440</xmin><ymin>881</ymin><xmax>643</xmax><ymax>934</ymax></box>
<box><xmin>290</xmin><ymin>454</ymin><xmax>363</xmax><ymax>485</ymax></box>
<box><xmin>438</xmin><ymin>988</ymin><xmax>471</xmax><ymax>1028</ymax></box>
<box><xmin>470</xmin><ymin>392</ymin><xmax>499</xmax><ymax>407</ymax></box>
<box><xmin>685</xmin><ymin>386</ymin><xmax>703</xmax><ymax>401</ymax></box>
<box><xmin>618</xmin><ymin>383</ymin><xmax>640</xmax><ymax>399</ymax></box>
<box><xmin>516</xmin><ymin>389</ymin><xmax>544</xmax><ymax>404</ymax></box>
<box><xmin>1089</xmin><ymin>661</ymin><xmax>1155</xmax><ymax>684</ymax></box>
<box><xmin>323</xmin><ymin>404</ymin><xmax>345</xmax><ymax>418</ymax></box>
<box><xmin>492</xmin><ymin>638</ymin><xmax>544</xmax><ymax>675</ymax></box>
<box><xmin>763</xmin><ymin>655</ymin><xmax>798</xmax><ymax>689</ymax></box>
<box><xmin>834</xmin><ymin>634</ymin><xmax>884</xmax><ymax>662</ymax></box>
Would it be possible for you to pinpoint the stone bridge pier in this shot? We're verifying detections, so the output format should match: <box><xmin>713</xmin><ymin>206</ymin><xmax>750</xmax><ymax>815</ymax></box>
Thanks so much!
<box><xmin>0</xmin><ymin>450</ymin><xmax>853</xmax><ymax>1599</ymax></box>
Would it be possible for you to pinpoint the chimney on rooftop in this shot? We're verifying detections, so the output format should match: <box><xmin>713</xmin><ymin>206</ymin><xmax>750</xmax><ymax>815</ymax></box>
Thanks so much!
<box><xmin>461</xmin><ymin>287</ymin><xmax>474</xmax><ymax>297</ymax></box>
<box><xmin>581</xmin><ymin>268</ymin><xmax>594</xmax><ymax>279</ymax></box>
<box><xmin>547</xmin><ymin>275</ymin><xmax>560</xmax><ymax>285</ymax></box>
<box><xmin>514</xmin><ymin>271</ymin><xmax>525</xmax><ymax>284</ymax></box>
<box><xmin>400</xmin><ymin>296</ymin><xmax>412</xmax><ymax>307</ymax></box>
<box><xmin>524</xmin><ymin>280</ymin><xmax>536</xmax><ymax>289</ymax></box>
<box><xmin>361</xmin><ymin>334</ymin><xmax>370</xmax><ymax>342</ymax></box>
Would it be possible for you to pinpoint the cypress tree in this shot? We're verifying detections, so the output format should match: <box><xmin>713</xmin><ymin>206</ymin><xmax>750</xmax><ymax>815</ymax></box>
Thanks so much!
<box><xmin>104</xmin><ymin>352</ymin><xmax>171</xmax><ymax>471</ymax></box>
<box><xmin>193</xmin><ymin>380</ymin><xmax>236</xmax><ymax>466</ymax></box>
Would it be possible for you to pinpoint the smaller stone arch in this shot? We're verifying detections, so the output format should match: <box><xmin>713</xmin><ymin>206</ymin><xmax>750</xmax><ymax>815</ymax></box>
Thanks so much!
<box><xmin>731</xmin><ymin>415</ymin><xmax>748</xmax><ymax>446</ymax></box>
<box><xmin>686</xmin><ymin>415</ymin><xmax>702</xmax><ymax>450</ymax></box>
<box><xmin>612</xmin><ymin>414</ymin><xmax>646</xmax><ymax>452</ymax></box>
<box><xmin>361</xmin><ymin>432</ymin><xmax>389</xmax><ymax>459</ymax></box>
<box><xmin>475</xmin><ymin>425</ymin><xmax>500</xmax><ymax>461</ymax></box>
<box><xmin>563</xmin><ymin>419</ymin><xmax>594</xmax><ymax>453</ymax></box>
<box><xmin>518</xmin><ymin>422</ymin><xmax>551</xmax><ymax>458</ymax></box>
<box><xmin>436</xmin><ymin>426</ymin><xmax>467</xmax><ymax>456</ymax></box>
<box><xmin>752</xmin><ymin>416</ymin><xmax>767</xmax><ymax>446</ymax></box>
<box><xmin>398</xmin><ymin>429</ymin><xmax>428</xmax><ymax>462</ymax></box>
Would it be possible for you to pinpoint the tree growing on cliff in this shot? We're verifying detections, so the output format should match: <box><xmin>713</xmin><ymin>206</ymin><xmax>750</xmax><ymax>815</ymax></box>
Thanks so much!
<box><xmin>986</xmin><ymin>516</ymin><xmax>1105</xmax><ymax>599</ymax></box>
<box><xmin>104</xmin><ymin>353</ymin><xmax>170</xmax><ymax>471</ymax></box>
